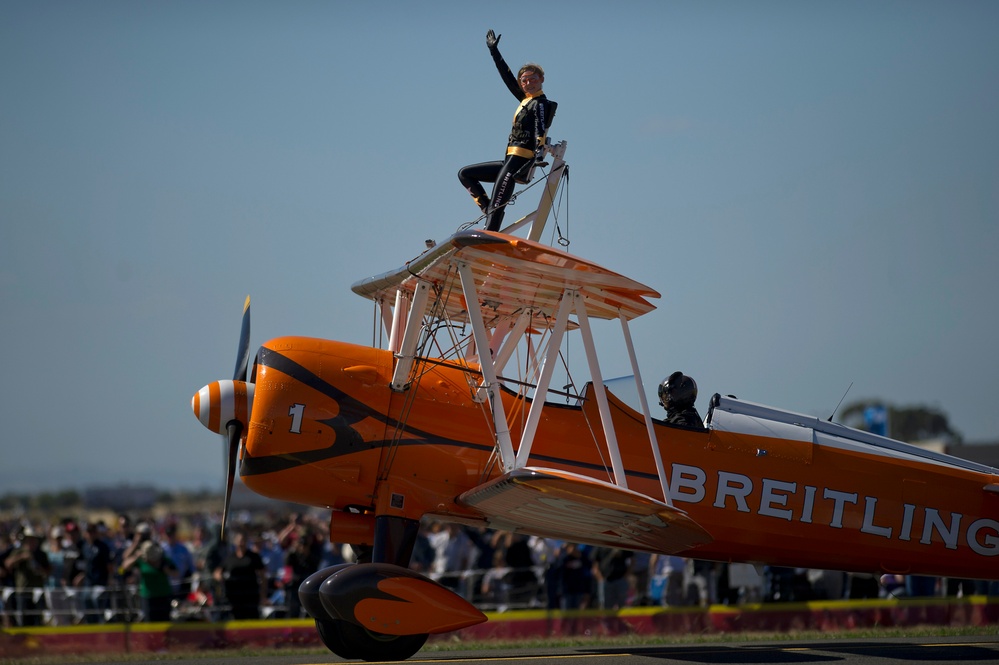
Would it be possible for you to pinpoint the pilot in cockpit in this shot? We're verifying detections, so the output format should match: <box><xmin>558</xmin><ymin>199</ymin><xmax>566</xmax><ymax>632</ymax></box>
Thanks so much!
<box><xmin>659</xmin><ymin>371</ymin><xmax>703</xmax><ymax>427</ymax></box>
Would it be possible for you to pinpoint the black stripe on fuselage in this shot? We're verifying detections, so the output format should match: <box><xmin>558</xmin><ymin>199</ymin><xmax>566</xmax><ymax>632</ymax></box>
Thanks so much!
<box><xmin>242</xmin><ymin>346</ymin><xmax>662</xmax><ymax>484</ymax></box>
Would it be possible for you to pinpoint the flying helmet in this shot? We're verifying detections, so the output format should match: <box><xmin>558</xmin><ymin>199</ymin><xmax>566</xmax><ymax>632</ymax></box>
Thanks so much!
<box><xmin>658</xmin><ymin>371</ymin><xmax>697</xmax><ymax>411</ymax></box>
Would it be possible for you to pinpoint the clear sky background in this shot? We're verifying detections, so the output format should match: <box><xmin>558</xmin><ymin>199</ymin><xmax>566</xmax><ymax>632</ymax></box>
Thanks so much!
<box><xmin>2</xmin><ymin>1</ymin><xmax>997</xmax><ymax>494</ymax></box>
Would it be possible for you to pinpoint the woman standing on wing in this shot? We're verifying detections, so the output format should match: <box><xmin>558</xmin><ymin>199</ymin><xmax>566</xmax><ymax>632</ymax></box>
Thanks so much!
<box><xmin>458</xmin><ymin>29</ymin><xmax>557</xmax><ymax>232</ymax></box>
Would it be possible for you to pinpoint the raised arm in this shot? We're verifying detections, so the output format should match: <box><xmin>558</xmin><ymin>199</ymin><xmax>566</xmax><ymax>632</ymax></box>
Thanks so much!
<box><xmin>486</xmin><ymin>29</ymin><xmax>524</xmax><ymax>101</ymax></box>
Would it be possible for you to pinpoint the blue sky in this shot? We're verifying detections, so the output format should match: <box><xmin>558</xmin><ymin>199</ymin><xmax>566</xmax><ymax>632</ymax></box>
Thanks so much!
<box><xmin>2</xmin><ymin>1</ymin><xmax>997</xmax><ymax>493</ymax></box>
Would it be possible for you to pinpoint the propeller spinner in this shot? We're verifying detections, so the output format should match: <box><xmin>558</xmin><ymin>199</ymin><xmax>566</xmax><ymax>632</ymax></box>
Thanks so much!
<box><xmin>191</xmin><ymin>296</ymin><xmax>254</xmax><ymax>537</ymax></box>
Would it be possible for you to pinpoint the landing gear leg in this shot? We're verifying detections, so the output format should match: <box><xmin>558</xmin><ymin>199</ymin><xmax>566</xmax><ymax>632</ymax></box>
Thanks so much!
<box><xmin>316</xmin><ymin>515</ymin><xmax>428</xmax><ymax>661</ymax></box>
<box><xmin>372</xmin><ymin>515</ymin><xmax>419</xmax><ymax>565</ymax></box>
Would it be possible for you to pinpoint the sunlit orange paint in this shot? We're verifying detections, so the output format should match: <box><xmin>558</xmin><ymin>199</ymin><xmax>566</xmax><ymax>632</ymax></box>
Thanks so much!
<box><xmin>353</xmin><ymin>577</ymin><xmax>487</xmax><ymax>635</ymax></box>
<box><xmin>189</xmin><ymin>143</ymin><xmax>999</xmax><ymax>662</ymax></box>
<box><xmin>233</xmin><ymin>332</ymin><xmax>999</xmax><ymax>581</ymax></box>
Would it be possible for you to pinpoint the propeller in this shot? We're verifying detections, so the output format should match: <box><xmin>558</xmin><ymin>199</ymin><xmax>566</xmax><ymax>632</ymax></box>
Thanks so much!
<box><xmin>233</xmin><ymin>295</ymin><xmax>251</xmax><ymax>383</ymax></box>
<box><xmin>222</xmin><ymin>295</ymin><xmax>251</xmax><ymax>537</ymax></box>
<box><xmin>191</xmin><ymin>296</ymin><xmax>253</xmax><ymax>540</ymax></box>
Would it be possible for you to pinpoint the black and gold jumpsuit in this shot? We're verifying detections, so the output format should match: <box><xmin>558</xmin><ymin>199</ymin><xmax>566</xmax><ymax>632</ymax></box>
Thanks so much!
<box><xmin>458</xmin><ymin>44</ymin><xmax>557</xmax><ymax>232</ymax></box>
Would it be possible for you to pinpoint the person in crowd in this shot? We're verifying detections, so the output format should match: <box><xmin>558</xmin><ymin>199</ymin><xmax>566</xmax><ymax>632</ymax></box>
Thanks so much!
<box><xmin>257</xmin><ymin>531</ymin><xmax>285</xmax><ymax>600</ymax></box>
<box><xmin>555</xmin><ymin>543</ymin><xmax>592</xmax><ymax>636</ymax></box>
<box><xmin>905</xmin><ymin>574</ymin><xmax>938</xmax><ymax>597</ymax></box>
<box><xmin>111</xmin><ymin>514</ymin><xmax>135</xmax><ymax>565</ymax></box>
<box><xmin>429</xmin><ymin>523</ymin><xmax>475</xmax><ymax>597</ymax></box>
<box><xmin>4</xmin><ymin>526</ymin><xmax>51</xmax><ymax>626</ymax></box>
<box><xmin>556</xmin><ymin>543</ymin><xmax>592</xmax><ymax>611</ymax></box>
<box><xmin>214</xmin><ymin>530</ymin><xmax>266</xmax><ymax>620</ymax></box>
<box><xmin>465</xmin><ymin>527</ymin><xmax>503</xmax><ymax>600</ymax></box>
<box><xmin>0</xmin><ymin>530</ymin><xmax>12</xmax><ymax>627</ymax></box>
<box><xmin>629</xmin><ymin>550</ymin><xmax>652</xmax><ymax>606</ymax></box>
<box><xmin>479</xmin><ymin>549</ymin><xmax>511</xmax><ymax>609</ymax></box>
<box><xmin>537</xmin><ymin>539</ymin><xmax>565</xmax><ymax>612</ymax></box>
<box><xmin>195</xmin><ymin>526</ymin><xmax>230</xmax><ymax>620</ymax></box>
<box><xmin>283</xmin><ymin>526</ymin><xmax>322</xmax><ymax>619</ymax></box>
<box><xmin>687</xmin><ymin>559</ymin><xmax>716</xmax><ymax>606</ymax></box>
<box><xmin>649</xmin><ymin>553</ymin><xmax>687</xmax><ymax>606</ymax></box>
<box><xmin>106</xmin><ymin>515</ymin><xmax>137</xmax><ymax>621</ymax></box>
<box><xmin>120</xmin><ymin>522</ymin><xmax>176</xmax><ymax>622</ymax></box>
<box><xmin>163</xmin><ymin>523</ymin><xmax>194</xmax><ymax>605</ymax></box>
<box><xmin>502</xmin><ymin>533</ymin><xmax>538</xmax><ymax>606</ymax></box>
<box><xmin>458</xmin><ymin>29</ymin><xmax>557</xmax><ymax>231</ymax></box>
<box><xmin>846</xmin><ymin>571</ymin><xmax>880</xmax><ymax>599</ymax></box>
<box><xmin>409</xmin><ymin>523</ymin><xmax>436</xmax><ymax>574</ymax></box>
<box><xmin>58</xmin><ymin>521</ymin><xmax>81</xmax><ymax>588</ymax></box>
<box><xmin>593</xmin><ymin>547</ymin><xmax>633</xmax><ymax>620</ymax></box>
<box><xmin>40</xmin><ymin>524</ymin><xmax>77</xmax><ymax>625</ymax></box>
<box><xmin>43</xmin><ymin>526</ymin><xmax>68</xmax><ymax>589</ymax></box>
<box><xmin>318</xmin><ymin>538</ymin><xmax>347</xmax><ymax>570</ymax></box>
<box><xmin>73</xmin><ymin>522</ymin><xmax>113</xmax><ymax>623</ymax></box>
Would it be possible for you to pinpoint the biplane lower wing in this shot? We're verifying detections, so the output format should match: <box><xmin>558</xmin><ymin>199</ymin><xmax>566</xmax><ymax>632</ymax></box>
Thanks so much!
<box><xmin>456</xmin><ymin>467</ymin><xmax>713</xmax><ymax>553</ymax></box>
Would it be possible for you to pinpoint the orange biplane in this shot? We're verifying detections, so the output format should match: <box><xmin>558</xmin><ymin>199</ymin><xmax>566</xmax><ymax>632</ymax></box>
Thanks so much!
<box><xmin>192</xmin><ymin>140</ymin><xmax>999</xmax><ymax>661</ymax></box>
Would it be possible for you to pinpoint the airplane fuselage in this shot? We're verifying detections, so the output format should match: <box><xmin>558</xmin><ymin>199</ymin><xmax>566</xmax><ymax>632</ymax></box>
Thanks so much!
<box><xmin>240</xmin><ymin>336</ymin><xmax>999</xmax><ymax>582</ymax></box>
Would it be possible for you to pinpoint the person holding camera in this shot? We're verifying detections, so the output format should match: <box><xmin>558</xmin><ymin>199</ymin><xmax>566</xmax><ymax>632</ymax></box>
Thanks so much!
<box><xmin>4</xmin><ymin>526</ymin><xmax>51</xmax><ymax>626</ymax></box>
<box><xmin>120</xmin><ymin>522</ymin><xmax>176</xmax><ymax>622</ymax></box>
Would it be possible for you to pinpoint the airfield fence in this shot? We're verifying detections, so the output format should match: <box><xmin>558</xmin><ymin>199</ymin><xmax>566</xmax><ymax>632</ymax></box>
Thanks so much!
<box><xmin>0</xmin><ymin>565</ymin><xmax>552</xmax><ymax>627</ymax></box>
<box><xmin>4</xmin><ymin>565</ymin><xmax>992</xmax><ymax>628</ymax></box>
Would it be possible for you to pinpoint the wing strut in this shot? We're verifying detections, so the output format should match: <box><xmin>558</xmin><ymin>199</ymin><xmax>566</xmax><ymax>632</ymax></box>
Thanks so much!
<box><xmin>491</xmin><ymin>308</ymin><xmax>534</xmax><ymax>377</ymax></box>
<box><xmin>620</xmin><ymin>312</ymin><xmax>671</xmax><ymax>506</ymax></box>
<box><xmin>457</xmin><ymin>261</ymin><xmax>517</xmax><ymax>470</ymax></box>
<box><xmin>502</xmin><ymin>139</ymin><xmax>568</xmax><ymax>242</ymax></box>
<box><xmin>573</xmin><ymin>290</ymin><xmax>628</xmax><ymax>488</ymax></box>
<box><xmin>391</xmin><ymin>279</ymin><xmax>431</xmax><ymax>390</ymax></box>
<box><xmin>513</xmin><ymin>294</ymin><xmax>573</xmax><ymax>468</ymax></box>
<box><xmin>446</xmin><ymin>268</ymin><xmax>658</xmax><ymax>492</ymax></box>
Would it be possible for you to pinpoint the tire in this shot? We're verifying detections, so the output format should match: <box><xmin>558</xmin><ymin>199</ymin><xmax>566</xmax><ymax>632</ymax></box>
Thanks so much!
<box><xmin>336</xmin><ymin>620</ymin><xmax>428</xmax><ymax>662</ymax></box>
<box><xmin>314</xmin><ymin>618</ymin><xmax>360</xmax><ymax>660</ymax></box>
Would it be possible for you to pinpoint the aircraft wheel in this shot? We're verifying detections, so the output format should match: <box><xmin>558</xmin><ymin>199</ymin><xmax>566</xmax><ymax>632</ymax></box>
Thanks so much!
<box><xmin>336</xmin><ymin>620</ymin><xmax>428</xmax><ymax>662</ymax></box>
<box><xmin>314</xmin><ymin>618</ymin><xmax>359</xmax><ymax>660</ymax></box>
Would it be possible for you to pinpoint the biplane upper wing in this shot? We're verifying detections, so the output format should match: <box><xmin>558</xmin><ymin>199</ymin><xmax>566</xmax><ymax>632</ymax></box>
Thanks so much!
<box><xmin>457</xmin><ymin>467</ymin><xmax>713</xmax><ymax>554</ymax></box>
<box><xmin>351</xmin><ymin>230</ymin><xmax>660</xmax><ymax>327</ymax></box>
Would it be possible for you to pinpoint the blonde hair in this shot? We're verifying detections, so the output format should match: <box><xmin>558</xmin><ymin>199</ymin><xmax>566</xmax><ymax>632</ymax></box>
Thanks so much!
<box><xmin>518</xmin><ymin>63</ymin><xmax>544</xmax><ymax>79</ymax></box>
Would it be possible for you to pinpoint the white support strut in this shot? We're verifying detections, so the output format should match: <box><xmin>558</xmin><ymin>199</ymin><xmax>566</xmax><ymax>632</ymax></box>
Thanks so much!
<box><xmin>573</xmin><ymin>291</ymin><xmax>628</xmax><ymax>489</ymax></box>
<box><xmin>390</xmin><ymin>280</ymin><xmax>431</xmax><ymax>391</ymax></box>
<box><xmin>514</xmin><ymin>294</ymin><xmax>573</xmax><ymax>468</ymax></box>
<box><xmin>527</xmin><ymin>140</ymin><xmax>568</xmax><ymax>242</ymax></box>
<box><xmin>493</xmin><ymin>308</ymin><xmax>534</xmax><ymax>377</ymax></box>
<box><xmin>501</xmin><ymin>140</ymin><xmax>569</xmax><ymax>241</ymax></box>
<box><xmin>387</xmin><ymin>288</ymin><xmax>409</xmax><ymax>355</ymax></box>
<box><xmin>619</xmin><ymin>312</ymin><xmax>671</xmax><ymax>505</ymax></box>
<box><xmin>379</xmin><ymin>298</ymin><xmax>394</xmax><ymax>349</ymax></box>
<box><xmin>457</xmin><ymin>261</ymin><xmax>517</xmax><ymax>471</ymax></box>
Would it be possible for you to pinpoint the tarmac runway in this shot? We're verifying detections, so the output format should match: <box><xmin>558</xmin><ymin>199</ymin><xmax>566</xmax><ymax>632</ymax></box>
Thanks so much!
<box><xmin>95</xmin><ymin>635</ymin><xmax>999</xmax><ymax>665</ymax></box>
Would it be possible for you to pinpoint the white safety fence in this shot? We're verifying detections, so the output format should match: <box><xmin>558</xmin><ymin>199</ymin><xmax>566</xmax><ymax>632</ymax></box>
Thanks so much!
<box><xmin>0</xmin><ymin>566</ymin><xmax>550</xmax><ymax>626</ymax></box>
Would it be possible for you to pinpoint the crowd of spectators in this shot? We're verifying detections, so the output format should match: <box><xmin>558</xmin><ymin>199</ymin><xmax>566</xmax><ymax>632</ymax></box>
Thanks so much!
<box><xmin>2</xmin><ymin>510</ymin><xmax>994</xmax><ymax>627</ymax></box>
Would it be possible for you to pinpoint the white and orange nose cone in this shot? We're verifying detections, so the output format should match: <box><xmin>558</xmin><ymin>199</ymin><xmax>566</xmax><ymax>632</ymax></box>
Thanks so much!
<box><xmin>192</xmin><ymin>380</ymin><xmax>255</xmax><ymax>435</ymax></box>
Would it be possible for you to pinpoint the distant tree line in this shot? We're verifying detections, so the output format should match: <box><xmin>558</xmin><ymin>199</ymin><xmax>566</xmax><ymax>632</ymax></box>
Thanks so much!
<box><xmin>0</xmin><ymin>487</ymin><xmax>221</xmax><ymax>514</ymax></box>
<box><xmin>840</xmin><ymin>400</ymin><xmax>961</xmax><ymax>444</ymax></box>
<box><xmin>0</xmin><ymin>490</ymin><xmax>82</xmax><ymax>513</ymax></box>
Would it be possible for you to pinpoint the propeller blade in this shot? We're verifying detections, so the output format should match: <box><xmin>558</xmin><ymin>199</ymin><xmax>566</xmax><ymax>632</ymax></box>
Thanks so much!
<box><xmin>221</xmin><ymin>420</ymin><xmax>243</xmax><ymax>539</ymax></box>
<box><xmin>233</xmin><ymin>295</ymin><xmax>251</xmax><ymax>382</ymax></box>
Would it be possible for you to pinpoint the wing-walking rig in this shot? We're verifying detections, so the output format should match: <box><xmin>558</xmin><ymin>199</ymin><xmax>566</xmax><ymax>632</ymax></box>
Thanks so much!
<box><xmin>350</xmin><ymin>138</ymin><xmax>708</xmax><ymax>554</ymax></box>
<box><xmin>192</xmin><ymin>138</ymin><xmax>999</xmax><ymax>661</ymax></box>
